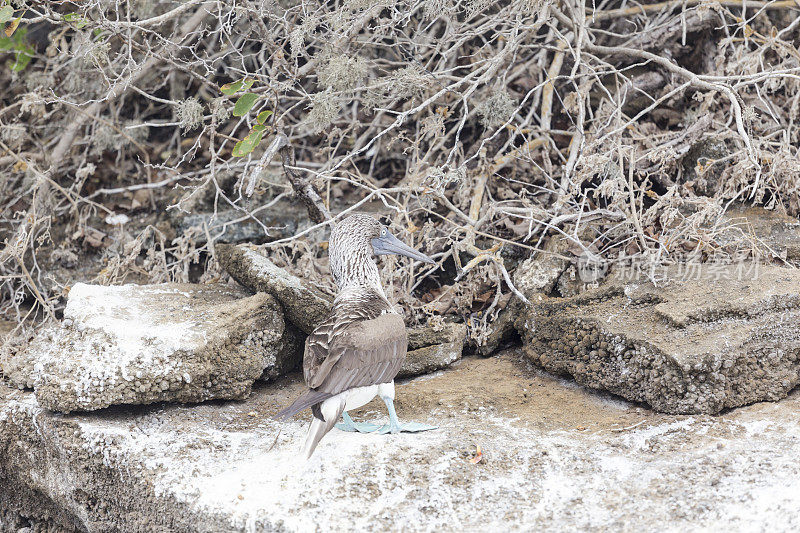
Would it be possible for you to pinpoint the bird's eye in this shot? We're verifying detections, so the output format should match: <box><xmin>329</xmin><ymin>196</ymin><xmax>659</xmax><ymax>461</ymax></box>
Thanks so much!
<box><xmin>381</xmin><ymin>228</ymin><xmax>386</xmax><ymax>236</ymax></box>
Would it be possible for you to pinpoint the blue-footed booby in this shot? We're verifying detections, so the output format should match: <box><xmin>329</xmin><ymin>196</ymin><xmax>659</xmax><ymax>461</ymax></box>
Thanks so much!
<box><xmin>274</xmin><ymin>214</ymin><xmax>437</xmax><ymax>458</ymax></box>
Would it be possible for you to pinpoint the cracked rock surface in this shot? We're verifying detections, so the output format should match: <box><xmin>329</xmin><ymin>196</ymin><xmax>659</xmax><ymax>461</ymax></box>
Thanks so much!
<box><xmin>2</xmin><ymin>351</ymin><xmax>799</xmax><ymax>532</ymax></box>
<box><xmin>401</xmin><ymin>322</ymin><xmax>466</xmax><ymax>377</ymax></box>
<box><xmin>515</xmin><ymin>264</ymin><xmax>800</xmax><ymax>414</ymax></box>
<box><xmin>4</xmin><ymin>283</ymin><xmax>299</xmax><ymax>413</ymax></box>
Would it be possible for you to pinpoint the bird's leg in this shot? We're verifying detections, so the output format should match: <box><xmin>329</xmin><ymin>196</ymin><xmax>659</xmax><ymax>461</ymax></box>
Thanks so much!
<box><xmin>375</xmin><ymin>382</ymin><xmax>437</xmax><ymax>434</ymax></box>
<box><xmin>335</xmin><ymin>411</ymin><xmax>381</xmax><ymax>433</ymax></box>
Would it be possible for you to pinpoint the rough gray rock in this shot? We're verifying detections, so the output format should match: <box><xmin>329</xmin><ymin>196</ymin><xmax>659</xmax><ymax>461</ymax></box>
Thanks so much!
<box><xmin>3</xmin><ymin>352</ymin><xmax>800</xmax><ymax>532</ymax></box>
<box><xmin>0</xmin><ymin>357</ymin><xmax>32</xmax><ymax>390</ymax></box>
<box><xmin>515</xmin><ymin>264</ymin><xmax>800</xmax><ymax>414</ymax></box>
<box><xmin>215</xmin><ymin>243</ymin><xmax>332</xmax><ymax>334</ymax></box>
<box><xmin>168</xmin><ymin>177</ymin><xmax>314</xmax><ymax>245</ymax></box>
<box><xmin>555</xmin><ymin>264</ymin><xmax>584</xmax><ymax>298</ymax></box>
<box><xmin>176</xmin><ymin>197</ymin><xmax>313</xmax><ymax>246</ymax></box>
<box><xmin>9</xmin><ymin>283</ymin><xmax>300</xmax><ymax>413</ymax></box>
<box><xmin>400</xmin><ymin>322</ymin><xmax>466</xmax><ymax>377</ymax></box>
<box><xmin>512</xmin><ymin>235</ymin><xmax>570</xmax><ymax>297</ymax></box>
<box><xmin>0</xmin><ymin>329</ymin><xmax>35</xmax><ymax>391</ymax></box>
<box><xmin>718</xmin><ymin>206</ymin><xmax>800</xmax><ymax>262</ymax></box>
<box><xmin>682</xmin><ymin>137</ymin><xmax>730</xmax><ymax>196</ymax></box>
<box><xmin>215</xmin><ymin>243</ymin><xmax>465</xmax><ymax>370</ymax></box>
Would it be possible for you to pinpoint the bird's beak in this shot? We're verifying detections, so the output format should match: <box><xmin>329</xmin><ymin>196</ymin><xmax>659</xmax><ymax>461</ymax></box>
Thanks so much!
<box><xmin>372</xmin><ymin>232</ymin><xmax>435</xmax><ymax>264</ymax></box>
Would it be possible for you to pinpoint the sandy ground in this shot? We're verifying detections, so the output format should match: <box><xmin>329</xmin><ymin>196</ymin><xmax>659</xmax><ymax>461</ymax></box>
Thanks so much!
<box><xmin>4</xmin><ymin>347</ymin><xmax>800</xmax><ymax>532</ymax></box>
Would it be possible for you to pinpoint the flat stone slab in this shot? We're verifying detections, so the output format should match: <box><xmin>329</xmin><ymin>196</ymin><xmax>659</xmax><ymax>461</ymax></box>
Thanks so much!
<box><xmin>4</xmin><ymin>283</ymin><xmax>299</xmax><ymax>413</ymax></box>
<box><xmin>515</xmin><ymin>264</ymin><xmax>800</xmax><ymax>414</ymax></box>
<box><xmin>2</xmin><ymin>352</ymin><xmax>800</xmax><ymax>532</ymax></box>
<box><xmin>401</xmin><ymin>322</ymin><xmax>466</xmax><ymax>377</ymax></box>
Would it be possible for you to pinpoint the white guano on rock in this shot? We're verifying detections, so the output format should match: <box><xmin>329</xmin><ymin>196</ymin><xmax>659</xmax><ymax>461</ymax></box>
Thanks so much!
<box><xmin>5</xmin><ymin>283</ymin><xmax>300</xmax><ymax>413</ymax></box>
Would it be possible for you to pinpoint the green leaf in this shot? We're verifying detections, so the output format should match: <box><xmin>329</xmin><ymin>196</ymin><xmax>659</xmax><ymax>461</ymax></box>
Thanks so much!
<box><xmin>0</xmin><ymin>6</ymin><xmax>13</xmax><ymax>24</ymax></box>
<box><xmin>220</xmin><ymin>80</ymin><xmax>243</xmax><ymax>95</ymax></box>
<box><xmin>232</xmin><ymin>125</ymin><xmax>267</xmax><ymax>157</ymax></box>
<box><xmin>220</xmin><ymin>77</ymin><xmax>255</xmax><ymax>96</ymax></box>
<box><xmin>63</xmin><ymin>13</ymin><xmax>89</xmax><ymax>29</ymax></box>
<box><xmin>0</xmin><ymin>27</ymin><xmax>33</xmax><ymax>71</ymax></box>
<box><xmin>232</xmin><ymin>93</ymin><xmax>258</xmax><ymax>117</ymax></box>
<box><xmin>256</xmin><ymin>110</ymin><xmax>273</xmax><ymax>125</ymax></box>
<box><xmin>9</xmin><ymin>46</ymin><xmax>32</xmax><ymax>71</ymax></box>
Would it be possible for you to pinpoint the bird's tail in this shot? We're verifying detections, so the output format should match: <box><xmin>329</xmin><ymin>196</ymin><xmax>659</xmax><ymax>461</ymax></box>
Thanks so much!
<box><xmin>273</xmin><ymin>389</ymin><xmax>333</xmax><ymax>421</ymax></box>
<box><xmin>303</xmin><ymin>398</ymin><xmax>346</xmax><ymax>459</ymax></box>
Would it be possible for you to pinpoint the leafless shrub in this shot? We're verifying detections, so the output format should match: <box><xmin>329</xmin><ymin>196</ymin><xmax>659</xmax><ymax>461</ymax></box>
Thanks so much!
<box><xmin>0</xmin><ymin>0</ymin><xmax>798</xmax><ymax>346</ymax></box>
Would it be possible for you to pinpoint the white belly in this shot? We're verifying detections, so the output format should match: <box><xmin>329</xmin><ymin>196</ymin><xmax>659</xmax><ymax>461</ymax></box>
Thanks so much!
<box><xmin>341</xmin><ymin>384</ymin><xmax>380</xmax><ymax>411</ymax></box>
<box><xmin>319</xmin><ymin>381</ymin><xmax>396</xmax><ymax>421</ymax></box>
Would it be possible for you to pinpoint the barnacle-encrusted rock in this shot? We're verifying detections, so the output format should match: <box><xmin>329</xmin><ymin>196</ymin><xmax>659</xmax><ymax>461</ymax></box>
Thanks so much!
<box><xmin>12</xmin><ymin>283</ymin><xmax>300</xmax><ymax>413</ymax></box>
<box><xmin>400</xmin><ymin>322</ymin><xmax>466</xmax><ymax>377</ymax></box>
<box><xmin>215</xmin><ymin>243</ymin><xmax>332</xmax><ymax>334</ymax></box>
<box><xmin>515</xmin><ymin>264</ymin><xmax>800</xmax><ymax>414</ymax></box>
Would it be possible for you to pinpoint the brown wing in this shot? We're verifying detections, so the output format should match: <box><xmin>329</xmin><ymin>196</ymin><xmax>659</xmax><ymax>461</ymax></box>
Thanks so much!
<box><xmin>303</xmin><ymin>304</ymin><xmax>375</xmax><ymax>387</ymax></box>
<box><xmin>304</xmin><ymin>311</ymin><xmax>407</xmax><ymax>394</ymax></box>
<box><xmin>303</xmin><ymin>312</ymin><xmax>341</xmax><ymax>387</ymax></box>
<box><xmin>316</xmin><ymin>313</ymin><xmax>407</xmax><ymax>395</ymax></box>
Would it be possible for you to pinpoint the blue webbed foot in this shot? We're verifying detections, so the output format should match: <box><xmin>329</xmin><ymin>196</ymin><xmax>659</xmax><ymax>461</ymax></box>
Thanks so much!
<box><xmin>374</xmin><ymin>421</ymin><xmax>438</xmax><ymax>434</ymax></box>
<box><xmin>335</xmin><ymin>412</ymin><xmax>381</xmax><ymax>433</ymax></box>
<box><xmin>375</xmin><ymin>396</ymin><xmax>437</xmax><ymax>434</ymax></box>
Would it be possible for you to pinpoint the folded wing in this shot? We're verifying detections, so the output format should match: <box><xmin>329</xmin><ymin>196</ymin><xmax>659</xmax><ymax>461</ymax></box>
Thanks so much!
<box><xmin>274</xmin><ymin>296</ymin><xmax>407</xmax><ymax>422</ymax></box>
<box><xmin>310</xmin><ymin>312</ymin><xmax>407</xmax><ymax>395</ymax></box>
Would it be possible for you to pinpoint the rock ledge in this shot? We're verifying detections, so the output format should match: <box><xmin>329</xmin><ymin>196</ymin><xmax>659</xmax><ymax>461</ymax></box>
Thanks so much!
<box><xmin>516</xmin><ymin>264</ymin><xmax>800</xmax><ymax>414</ymax></box>
<box><xmin>6</xmin><ymin>283</ymin><xmax>299</xmax><ymax>412</ymax></box>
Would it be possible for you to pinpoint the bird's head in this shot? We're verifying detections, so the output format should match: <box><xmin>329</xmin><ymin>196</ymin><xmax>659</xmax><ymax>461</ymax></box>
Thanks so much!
<box><xmin>329</xmin><ymin>214</ymin><xmax>434</xmax><ymax>290</ymax></box>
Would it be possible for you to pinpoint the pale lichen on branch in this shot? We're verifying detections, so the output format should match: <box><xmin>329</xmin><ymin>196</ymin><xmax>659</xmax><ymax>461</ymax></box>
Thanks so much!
<box><xmin>1</xmin><ymin>0</ymin><xmax>798</xmax><ymax>349</ymax></box>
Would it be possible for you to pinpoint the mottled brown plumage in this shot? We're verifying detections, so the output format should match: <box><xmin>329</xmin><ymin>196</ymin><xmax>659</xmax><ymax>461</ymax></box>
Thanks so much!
<box><xmin>305</xmin><ymin>292</ymin><xmax>406</xmax><ymax>393</ymax></box>
<box><xmin>273</xmin><ymin>214</ymin><xmax>434</xmax><ymax>458</ymax></box>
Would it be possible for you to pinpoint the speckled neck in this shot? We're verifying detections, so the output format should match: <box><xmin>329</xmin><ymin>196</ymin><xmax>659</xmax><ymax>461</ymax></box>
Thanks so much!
<box><xmin>329</xmin><ymin>233</ymin><xmax>385</xmax><ymax>299</ymax></box>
